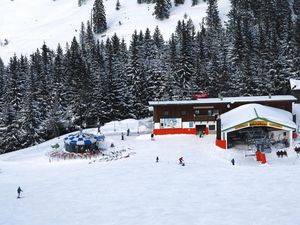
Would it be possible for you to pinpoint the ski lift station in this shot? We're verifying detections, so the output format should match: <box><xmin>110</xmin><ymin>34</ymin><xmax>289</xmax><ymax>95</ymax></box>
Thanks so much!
<box><xmin>149</xmin><ymin>95</ymin><xmax>297</xmax><ymax>151</ymax></box>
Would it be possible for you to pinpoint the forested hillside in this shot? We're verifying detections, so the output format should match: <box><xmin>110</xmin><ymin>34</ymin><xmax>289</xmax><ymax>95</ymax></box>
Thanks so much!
<box><xmin>0</xmin><ymin>0</ymin><xmax>300</xmax><ymax>153</ymax></box>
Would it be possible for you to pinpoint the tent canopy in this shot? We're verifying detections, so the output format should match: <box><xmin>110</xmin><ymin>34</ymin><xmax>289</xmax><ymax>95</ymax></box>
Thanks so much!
<box><xmin>64</xmin><ymin>132</ymin><xmax>104</xmax><ymax>146</ymax></box>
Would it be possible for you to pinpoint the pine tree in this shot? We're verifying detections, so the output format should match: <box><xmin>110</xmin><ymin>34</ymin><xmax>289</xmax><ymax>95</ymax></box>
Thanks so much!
<box><xmin>1</xmin><ymin>56</ymin><xmax>25</xmax><ymax>151</ymax></box>
<box><xmin>64</xmin><ymin>37</ymin><xmax>90</xmax><ymax>126</ymax></box>
<box><xmin>0</xmin><ymin>58</ymin><xmax>5</xmax><ymax>111</ymax></box>
<box><xmin>93</xmin><ymin>0</ymin><xmax>107</xmax><ymax>34</ymax></box>
<box><xmin>154</xmin><ymin>0</ymin><xmax>172</xmax><ymax>20</ymax></box>
<box><xmin>175</xmin><ymin>0</ymin><xmax>185</xmax><ymax>6</ymax></box>
<box><xmin>206</xmin><ymin>0</ymin><xmax>221</xmax><ymax>32</ymax></box>
<box><xmin>153</xmin><ymin>26</ymin><xmax>164</xmax><ymax>49</ymax></box>
<box><xmin>192</xmin><ymin>0</ymin><xmax>199</xmax><ymax>6</ymax></box>
<box><xmin>126</xmin><ymin>30</ymin><xmax>147</xmax><ymax>117</ymax></box>
<box><xmin>116</xmin><ymin>0</ymin><xmax>120</xmax><ymax>10</ymax></box>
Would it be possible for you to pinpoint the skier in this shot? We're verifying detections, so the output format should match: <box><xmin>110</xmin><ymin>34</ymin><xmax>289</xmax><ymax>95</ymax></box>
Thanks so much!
<box><xmin>231</xmin><ymin>158</ymin><xmax>235</xmax><ymax>166</ymax></box>
<box><xmin>179</xmin><ymin>157</ymin><xmax>184</xmax><ymax>165</ymax></box>
<box><xmin>151</xmin><ymin>133</ymin><xmax>154</xmax><ymax>141</ymax></box>
<box><xmin>17</xmin><ymin>186</ymin><xmax>23</xmax><ymax>198</ymax></box>
<box><xmin>156</xmin><ymin>156</ymin><xmax>159</xmax><ymax>163</ymax></box>
<box><xmin>121</xmin><ymin>132</ymin><xmax>124</xmax><ymax>140</ymax></box>
<box><xmin>127</xmin><ymin>128</ymin><xmax>130</xmax><ymax>136</ymax></box>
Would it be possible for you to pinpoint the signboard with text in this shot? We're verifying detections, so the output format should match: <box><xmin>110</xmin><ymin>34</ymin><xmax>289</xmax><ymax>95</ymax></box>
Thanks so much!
<box><xmin>160</xmin><ymin>118</ymin><xmax>182</xmax><ymax>129</ymax></box>
<box><xmin>234</xmin><ymin>120</ymin><xmax>284</xmax><ymax>130</ymax></box>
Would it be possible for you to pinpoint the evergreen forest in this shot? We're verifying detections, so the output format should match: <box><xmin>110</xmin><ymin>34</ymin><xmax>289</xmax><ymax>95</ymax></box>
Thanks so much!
<box><xmin>1</xmin><ymin>0</ymin><xmax>300</xmax><ymax>153</ymax></box>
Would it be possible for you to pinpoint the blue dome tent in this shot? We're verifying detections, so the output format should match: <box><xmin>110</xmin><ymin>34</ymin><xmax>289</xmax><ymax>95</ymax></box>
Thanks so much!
<box><xmin>64</xmin><ymin>130</ymin><xmax>105</xmax><ymax>153</ymax></box>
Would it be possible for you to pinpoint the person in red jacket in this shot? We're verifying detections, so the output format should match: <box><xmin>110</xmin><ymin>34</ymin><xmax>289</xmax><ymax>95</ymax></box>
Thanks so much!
<box><xmin>179</xmin><ymin>157</ymin><xmax>183</xmax><ymax>164</ymax></box>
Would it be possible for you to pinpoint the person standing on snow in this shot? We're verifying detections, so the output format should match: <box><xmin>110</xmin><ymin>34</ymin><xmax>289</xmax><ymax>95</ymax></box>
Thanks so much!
<box><xmin>156</xmin><ymin>156</ymin><xmax>159</xmax><ymax>163</ymax></box>
<box><xmin>17</xmin><ymin>186</ymin><xmax>23</xmax><ymax>198</ymax></box>
<box><xmin>121</xmin><ymin>132</ymin><xmax>124</xmax><ymax>140</ymax></box>
<box><xmin>231</xmin><ymin>158</ymin><xmax>235</xmax><ymax>166</ymax></box>
<box><xmin>151</xmin><ymin>133</ymin><xmax>154</xmax><ymax>141</ymax></box>
<box><xmin>127</xmin><ymin>128</ymin><xmax>130</xmax><ymax>136</ymax></box>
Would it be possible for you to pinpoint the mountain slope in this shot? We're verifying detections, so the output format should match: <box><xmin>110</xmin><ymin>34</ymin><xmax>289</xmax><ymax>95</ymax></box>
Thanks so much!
<box><xmin>0</xmin><ymin>0</ymin><xmax>230</xmax><ymax>64</ymax></box>
<box><xmin>1</xmin><ymin>118</ymin><xmax>300</xmax><ymax>225</ymax></box>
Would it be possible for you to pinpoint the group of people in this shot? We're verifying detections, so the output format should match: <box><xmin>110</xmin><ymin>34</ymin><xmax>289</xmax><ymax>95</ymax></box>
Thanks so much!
<box><xmin>155</xmin><ymin>156</ymin><xmax>235</xmax><ymax>166</ymax></box>
<box><xmin>276</xmin><ymin>150</ymin><xmax>288</xmax><ymax>158</ymax></box>
<box><xmin>155</xmin><ymin>156</ymin><xmax>186</xmax><ymax>166</ymax></box>
<box><xmin>294</xmin><ymin>146</ymin><xmax>300</xmax><ymax>155</ymax></box>
<box><xmin>121</xmin><ymin>129</ymin><xmax>131</xmax><ymax>140</ymax></box>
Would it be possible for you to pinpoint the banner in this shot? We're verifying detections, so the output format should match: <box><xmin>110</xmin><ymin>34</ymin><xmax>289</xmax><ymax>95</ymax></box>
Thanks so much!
<box><xmin>160</xmin><ymin>118</ymin><xmax>182</xmax><ymax>129</ymax></box>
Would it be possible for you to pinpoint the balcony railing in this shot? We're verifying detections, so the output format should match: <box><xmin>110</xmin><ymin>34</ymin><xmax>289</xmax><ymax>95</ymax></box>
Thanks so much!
<box><xmin>194</xmin><ymin>115</ymin><xmax>216</xmax><ymax>121</ymax></box>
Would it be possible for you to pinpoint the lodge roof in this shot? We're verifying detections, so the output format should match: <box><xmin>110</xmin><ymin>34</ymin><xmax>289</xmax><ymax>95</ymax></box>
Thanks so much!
<box><xmin>149</xmin><ymin>95</ymin><xmax>297</xmax><ymax>106</ymax></box>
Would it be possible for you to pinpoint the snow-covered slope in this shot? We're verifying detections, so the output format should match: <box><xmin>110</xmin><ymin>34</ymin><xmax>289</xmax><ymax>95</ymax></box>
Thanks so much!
<box><xmin>1</xmin><ymin>118</ymin><xmax>300</xmax><ymax>225</ymax></box>
<box><xmin>0</xmin><ymin>0</ymin><xmax>230</xmax><ymax>64</ymax></box>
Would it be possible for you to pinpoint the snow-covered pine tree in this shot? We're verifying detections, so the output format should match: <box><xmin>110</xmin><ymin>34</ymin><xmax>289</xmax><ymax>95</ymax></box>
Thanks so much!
<box><xmin>78</xmin><ymin>0</ymin><xmax>86</xmax><ymax>7</ymax></box>
<box><xmin>0</xmin><ymin>58</ymin><xmax>5</xmax><ymax>113</ymax></box>
<box><xmin>172</xmin><ymin>20</ymin><xmax>195</xmax><ymax>98</ymax></box>
<box><xmin>1</xmin><ymin>56</ymin><xmax>25</xmax><ymax>152</ymax></box>
<box><xmin>192</xmin><ymin>0</ymin><xmax>199</xmax><ymax>6</ymax></box>
<box><xmin>92</xmin><ymin>0</ymin><xmax>107</xmax><ymax>34</ymax></box>
<box><xmin>64</xmin><ymin>37</ymin><xmax>90</xmax><ymax>127</ymax></box>
<box><xmin>154</xmin><ymin>0</ymin><xmax>172</xmax><ymax>20</ymax></box>
<box><xmin>143</xmin><ymin>28</ymin><xmax>167</xmax><ymax>102</ymax></box>
<box><xmin>116</xmin><ymin>0</ymin><xmax>121</xmax><ymax>10</ymax></box>
<box><xmin>88</xmin><ymin>40</ymin><xmax>108</xmax><ymax>125</ymax></box>
<box><xmin>126</xmin><ymin>30</ymin><xmax>148</xmax><ymax>118</ymax></box>
<box><xmin>293</xmin><ymin>16</ymin><xmax>300</xmax><ymax>77</ymax></box>
<box><xmin>193</xmin><ymin>26</ymin><xmax>209</xmax><ymax>94</ymax></box>
<box><xmin>175</xmin><ymin>0</ymin><xmax>185</xmax><ymax>6</ymax></box>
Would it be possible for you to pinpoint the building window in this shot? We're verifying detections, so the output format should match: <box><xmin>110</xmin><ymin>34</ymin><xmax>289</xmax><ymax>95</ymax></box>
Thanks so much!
<box><xmin>208</xmin><ymin>109</ymin><xmax>213</xmax><ymax>116</ymax></box>
<box><xmin>209</xmin><ymin>125</ymin><xmax>215</xmax><ymax>130</ymax></box>
<box><xmin>181</xmin><ymin>111</ymin><xmax>186</xmax><ymax>116</ymax></box>
<box><xmin>163</xmin><ymin>111</ymin><xmax>169</xmax><ymax>116</ymax></box>
<box><xmin>195</xmin><ymin>110</ymin><xmax>200</xmax><ymax>115</ymax></box>
<box><xmin>213</xmin><ymin>109</ymin><xmax>219</xmax><ymax>115</ymax></box>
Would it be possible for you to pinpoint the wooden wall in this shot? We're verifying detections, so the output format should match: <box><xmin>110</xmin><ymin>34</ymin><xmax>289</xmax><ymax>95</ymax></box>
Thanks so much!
<box><xmin>152</xmin><ymin>100</ymin><xmax>294</xmax><ymax>123</ymax></box>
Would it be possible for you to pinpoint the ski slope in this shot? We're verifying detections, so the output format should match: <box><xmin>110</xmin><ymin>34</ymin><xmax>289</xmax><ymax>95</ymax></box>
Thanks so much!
<box><xmin>1</xmin><ymin>118</ymin><xmax>300</xmax><ymax>225</ymax></box>
<box><xmin>0</xmin><ymin>0</ymin><xmax>231</xmax><ymax>64</ymax></box>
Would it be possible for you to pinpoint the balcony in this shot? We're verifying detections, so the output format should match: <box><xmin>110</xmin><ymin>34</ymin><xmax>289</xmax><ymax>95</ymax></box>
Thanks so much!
<box><xmin>194</xmin><ymin>115</ymin><xmax>216</xmax><ymax>121</ymax></box>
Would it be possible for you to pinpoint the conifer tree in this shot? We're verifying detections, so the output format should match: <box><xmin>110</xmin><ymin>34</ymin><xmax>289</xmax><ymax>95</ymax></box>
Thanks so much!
<box><xmin>154</xmin><ymin>0</ymin><xmax>172</xmax><ymax>20</ymax></box>
<box><xmin>192</xmin><ymin>0</ymin><xmax>199</xmax><ymax>6</ymax></box>
<box><xmin>116</xmin><ymin>0</ymin><xmax>120</xmax><ymax>10</ymax></box>
<box><xmin>93</xmin><ymin>0</ymin><xmax>107</xmax><ymax>34</ymax></box>
<box><xmin>175</xmin><ymin>0</ymin><xmax>185</xmax><ymax>6</ymax></box>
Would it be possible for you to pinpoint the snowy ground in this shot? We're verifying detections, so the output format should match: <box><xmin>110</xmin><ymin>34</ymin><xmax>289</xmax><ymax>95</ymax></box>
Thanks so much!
<box><xmin>0</xmin><ymin>0</ymin><xmax>230</xmax><ymax>64</ymax></box>
<box><xmin>1</xmin><ymin>118</ymin><xmax>300</xmax><ymax>225</ymax></box>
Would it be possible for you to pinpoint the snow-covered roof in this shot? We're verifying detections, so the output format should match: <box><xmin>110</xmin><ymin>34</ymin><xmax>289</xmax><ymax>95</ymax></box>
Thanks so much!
<box><xmin>149</xmin><ymin>95</ymin><xmax>297</xmax><ymax>106</ymax></box>
<box><xmin>290</xmin><ymin>79</ymin><xmax>300</xmax><ymax>90</ymax></box>
<box><xmin>220</xmin><ymin>104</ymin><xmax>297</xmax><ymax>131</ymax></box>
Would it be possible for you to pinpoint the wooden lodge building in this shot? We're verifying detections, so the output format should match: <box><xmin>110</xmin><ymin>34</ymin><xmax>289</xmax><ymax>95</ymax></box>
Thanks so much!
<box><xmin>149</xmin><ymin>95</ymin><xmax>297</xmax><ymax>150</ymax></box>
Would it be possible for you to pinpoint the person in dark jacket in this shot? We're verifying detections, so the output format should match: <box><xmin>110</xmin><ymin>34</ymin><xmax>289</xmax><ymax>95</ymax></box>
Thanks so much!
<box><xmin>156</xmin><ymin>156</ymin><xmax>159</xmax><ymax>163</ymax></box>
<box><xmin>17</xmin><ymin>186</ymin><xmax>23</xmax><ymax>198</ymax></box>
<box><xmin>127</xmin><ymin>128</ymin><xmax>130</xmax><ymax>136</ymax></box>
<box><xmin>231</xmin><ymin>158</ymin><xmax>235</xmax><ymax>166</ymax></box>
<box><xmin>151</xmin><ymin>133</ymin><xmax>154</xmax><ymax>140</ymax></box>
<box><xmin>121</xmin><ymin>132</ymin><xmax>124</xmax><ymax>140</ymax></box>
